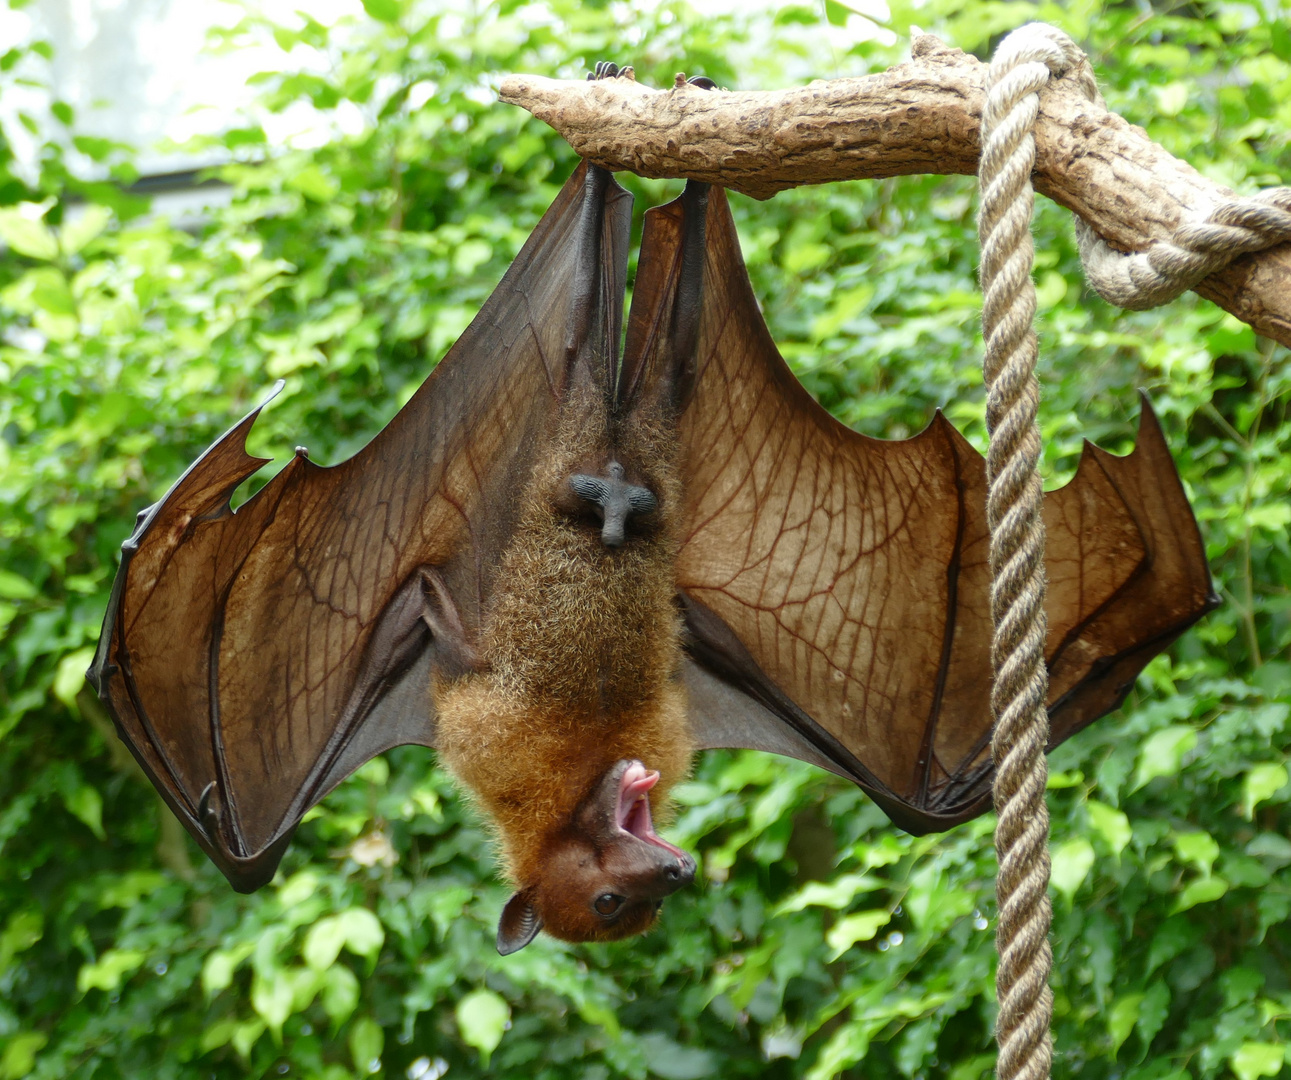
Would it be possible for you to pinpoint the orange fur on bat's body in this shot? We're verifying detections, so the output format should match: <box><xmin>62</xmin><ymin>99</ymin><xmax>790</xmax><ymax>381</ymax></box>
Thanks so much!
<box><xmin>432</xmin><ymin>387</ymin><xmax>695</xmax><ymax>890</ymax></box>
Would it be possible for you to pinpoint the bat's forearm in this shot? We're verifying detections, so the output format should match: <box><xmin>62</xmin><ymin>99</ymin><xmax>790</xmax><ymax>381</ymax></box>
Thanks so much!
<box><xmin>500</xmin><ymin>35</ymin><xmax>1291</xmax><ymax>347</ymax></box>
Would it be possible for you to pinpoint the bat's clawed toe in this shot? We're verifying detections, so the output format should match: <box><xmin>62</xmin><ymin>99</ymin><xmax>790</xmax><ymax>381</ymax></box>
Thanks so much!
<box><xmin>589</xmin><ymin>61</ymin><xmax>634</xmax><ymax>81</ymax></box>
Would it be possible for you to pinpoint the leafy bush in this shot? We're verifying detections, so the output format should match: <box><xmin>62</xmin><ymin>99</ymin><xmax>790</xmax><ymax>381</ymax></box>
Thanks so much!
<box><xmin>1</xmin><ymin>1</ymin><xmax>1288</xmax><ymax>1078</ymax></box>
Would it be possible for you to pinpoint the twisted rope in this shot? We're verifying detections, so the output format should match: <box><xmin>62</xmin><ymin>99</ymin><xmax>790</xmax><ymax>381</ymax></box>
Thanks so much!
<box><xmin>1076</xmin><ymin>187</ymin><xmax>1291</xmax><ymax>309</ymax></box>
<box><xmin>977</xmin><ymin>22</ymin><xmax>1077</xmax><ymax>1080</ymax></box>
<box><xmin>975</xmin><ymin>24</ymin><xmax>1291</xmax><ymax>1080</ymax></box>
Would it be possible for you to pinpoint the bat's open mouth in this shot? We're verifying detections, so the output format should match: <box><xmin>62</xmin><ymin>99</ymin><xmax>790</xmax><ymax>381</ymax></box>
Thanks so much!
<box><xmin>617</xmin><ymin>761</ymin><xmax>689</xmax><ymax>860</ymax></box>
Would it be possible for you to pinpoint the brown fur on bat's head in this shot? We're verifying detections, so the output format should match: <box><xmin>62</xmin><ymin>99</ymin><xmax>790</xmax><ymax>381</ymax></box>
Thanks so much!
<box><xmin>495</xmin><ymin>759</ymin><xmax>696</xmax><ymax>954</ymax></box>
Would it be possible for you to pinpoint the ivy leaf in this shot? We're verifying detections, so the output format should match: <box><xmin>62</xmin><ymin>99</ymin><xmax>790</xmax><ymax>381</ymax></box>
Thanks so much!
<box><xmin>827</xmin><ymin>910</ymin><xmax>891</xmax><ymax>958</ymax></box>
<box><xmin>456</xmin><ymin>989</ymin><xmax>509</xmax><ymax>1065</ymax></box>
<box><xmin>0</xmin><ymin>1033</ymin><xmax>47</xmax><ymax>1080</ymax></box>
<box><xmin>1172</xmin><ymin>831</ymin><xmax>1220</xmax><ymax>876</ymax></box>
<box><xmin>1171</xmin><ymin>875</ymin><xmax>1229</xmax><ymax>914</ymax></box>
<box><xmin>349</xmin><ymin>1016</ymin><xmax>384</xmax><ymax>1075</ymax></box>
<box><xmin>360</xmin><ymin>0</ymin><xmax>403</xmax><ymax>23</ymax></box>
<box><xmin>774</xmin><ymin>873</ymin><xmax>882</xmax><ymax>914</ymax></box>
<box><xmin>1086</xmin><ymin>799</ymin><xmax>1132</xmax><ymax>856</ymax></box>
<box><xmin>0</xmin><ymin>203</ymin><xmax>58</xmax><ymax>260</ymax></box>
<box><xmin>1050</xmin><ymin>838</ymin><xmax>1095</xmax><ymax>905</ymax></box>
<box><xmin>0</xmin><ymin>571</ymin><xmax>36</xmax><ymax>600</ymax></box>
<box><xmin>62</xmin><ymin>784</ymin><xmax>104</xmax><ymax>839</ymax></box>
<box><xmin>77</xmin><ymin>949</ymin><xmax>146</xmax><ymax>994</ymax></box>
<box><xmin>1133</xmin><ymin>725</ymin><xmax>1197</xmax><ymax>790</ymax></box>
<box><xmin>321</xmin><ymin>965</ymin><xmax>359</xmax><ymax>1025</ymax></box>
<box><xmin>1242</xmin><ymin>763</ymin><xmax>1289</xmax><ymax>819</ymax></box>
<box><xmin>303</xmin><ymin>916</ymin><xmax>347</xmax><ymax>971</ymax></box>
<box><xmin>1107</xmin><ymin>993</ymin><xmax>1143</xmax><ymax>1056</ymax></box>
<box><xmin>250</xmin><ymin>968</ymin><xmax>294</xmax><ymax>1041</ymax></box>
<box><xmin>337</xmin><ymin>908</ymin><xmax>384</xmax><ymax>960</ymax></box>
<box><xmin>1231</xmin><ymin>1043</ymin><xmax>1287</xmax><ymax>1080</ymax></box>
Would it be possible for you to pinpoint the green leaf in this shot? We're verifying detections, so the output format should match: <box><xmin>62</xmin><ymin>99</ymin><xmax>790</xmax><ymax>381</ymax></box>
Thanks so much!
<box><xmin>286</xmin><ymin>163</ymin><xmax>340</xmax><ymax>203</ymax></box>
<box><xmin>637</xmin><ymin>1032</ymin><xmax>719</xmax><ymax>1080</ymax></box>
<box><xmin>349</xmin><ymin>1016</ymin><xmax>384</xmax><ymax>1074</ymax></box>
<box><xmin>0</xmin><ymin>910</ymin><xmax>43</xmax><ymax>971</ymax></box>
<box><xmin>1247</xmin><ymin>503</ymin><xmax>1291</xmax><ymax>532</ymax></box>
<box><xmin>0</xmin><ymin>571</ymin><xmax>37</xmax><ymax>600</ymax></box>
<box><xmin>1137</xmin><ymin>980</ymin><xmax>1170</xmax><ymax>1049</ymax></box>
<box><xmin>1172</xmin><ymin>831</ymin><xmax>1220</xmax><ymax>876</ymax></box>
<box><xmin>321</xmin><ymin>964</ymin><xmax>359</xmax><ymax>1024</ymax></box>
<box><xmin>337</xmin><ymin>907</ymin><xmax>384</xmax><ymax>959</ymax></box>
<box><xmin>452</xmin><ymin>239</ymin><xmax>493</xmax><ymax>276</ymax></box>
<box><xmin>1231</xmin><ymin>1043</ymin><xmax>1287</xmax><ymax>1080</ymax></box>
<box><xmin>98</xmin><ymin>871</ymin><xmax>167</xmax><ymax>909</ymax></box>
<box><xmin>53</xmin><ymin>647</ymin><xmax>96</xmax><ymax>710</ymax></box>
<box><xmin>0</xmin><ymin>203</ymin><xmax>58</xmax><ymax>260</ymax></box>
<box><xmin>1050</xmin><ymin>837</ymin><xmax>1095</xmax><ymax>905</ymax></box>
<box><xmin>62</xmin><ymin>784</ymin><xmax>104</xmax><ymax>839</ymax></box>
<box><xmin>77</xmin><ymin>948</ymin><xmax>146</xmax><ymax>993</ymax></box>
<box><xmin>72</xmin><ymin>134</ymin><xmax>119</xmax><ymax>161</ymax></box>
<box><xmin>354</xmin><ymin>757</ymin><xmax>389</xmax><ymax>785</ymax></box>
<box><xmin>947</xmin><ymin>1055</ymin><xmax>995</xmax><ymax>1080</ymax></box>
<box><xmin>60</xmin><ymin>205</ymin><xmax>111</xmax><ymax>255</ymax></box>
<box><xmin>904</xmin><ymin>866</ymin><xmax>976</xmax><ymax>934</ymax></box>
<box><xmin>29</xmin><ymin>267</ymin><xmax>75</xmax><ymax>315</ymax></box>
<box><xmin>1152</xmin><ymin>81</ymin><xmax>1190</xmax><ymax>117</ymax></box>
<box><xmin>200</xmin><ymin>1020</ymin><xmax>236</xmax><ymax>1054</ymax></box>
<box><xmin>1171</xmin><ymin>875</ymin><xmax>1229</xmax><ymax>914</ymax></box>
<box><xmin>303</xmin><ymin>916</ymin><xmax>347</xmax><ymax>970</ymax></box>
<box><xmin>774</xmin><ymin>873</ymin><xmax>881</xmax><ymax>914</ymax></box>
<box><xmin>230</xmin><ymin>1019</ymin><xmax>265</xmax><ymax>1059</ymax></box>
<box><xmin>827</xmin><ymin>910</ymin><xmax>891</xmax><ymax>958</ymax></box>
<box><xmin>251</xmin><ymin>968</ymin><xmax>295</xmax><ymax>1040</ymax></box>
<box><xmin>361</xmin><ymin>0</ymin><xmax>404</xmax><ymax>22</ymax></box>
<box><xmin>1133</xmin><ymin>725</ymin><xmax>1197</xmax><ymax>790</ymax></box>
<box><xmin>1035</xmin><ymin>269</ymin><xmax>1068</xmax><ymax>311</ymax></box>
<box><xmin>1242</xmin><ymin>763</ymin><xmax>1289</xmax><ymax>819</ymax></box>
<box><xmin>277</xmin><ymin>870</ymin><xmax>321</xmax><ymax>908</ymax></box>
<box><xmin>202</xmin><ymin>942</ymin><xmax>253</xmax><ymax>996</ymax></box>
<box><xmin>0</xmin><ymin>1032</ymin><xmax>47</xmax><ymax>1080</ymax></box>
<box><xmin>1107</xmin><ymin>993</ymin><xmax>1143</xmax><ymax>1056</ymax></box>
<box><xmin>1086</xmin><ymin>799</ymin><xmax>1132</xmax><ymax>856</ymax></box>
<box><xmin>456</xmin><ymin>989</ymin><xmax>509</xmax><ymax>1065</ymax></box>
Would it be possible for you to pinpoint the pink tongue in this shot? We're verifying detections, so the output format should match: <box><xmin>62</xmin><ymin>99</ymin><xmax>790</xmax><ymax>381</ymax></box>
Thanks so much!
<box><xmin>621</xmin><ymin>763</ymin><xmax>659</xmax><ymax>803</ymax></box>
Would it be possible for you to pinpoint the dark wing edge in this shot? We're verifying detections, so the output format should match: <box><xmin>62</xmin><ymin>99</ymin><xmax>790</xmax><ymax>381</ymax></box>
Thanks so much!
<box><xmin>903</xmin><ymin>394</ymin><xmax>1220</xmax><ymax>825</ymax></box>
<box><xmin>88</xmin><ymin>164</ymin><xmax>633</xmax><ymax>890</ymax></box>
<box><xmin>88</xmin><ymin>395</ymin><xmax>285</xmax><ymax>889</ymax></box>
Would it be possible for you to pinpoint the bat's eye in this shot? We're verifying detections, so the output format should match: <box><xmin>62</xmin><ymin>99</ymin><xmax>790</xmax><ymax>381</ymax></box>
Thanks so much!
<box><xmin>593</xmin><ymin>893</ymin><xmax>625</xmax><ymax>917</ymax></box>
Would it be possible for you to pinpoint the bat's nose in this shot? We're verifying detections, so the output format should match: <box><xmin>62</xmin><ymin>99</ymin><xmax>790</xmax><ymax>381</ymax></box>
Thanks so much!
<box><xmin>661</xmin><ymin>852</ymin><xmax>696</xmax><ymax>890</ymax></box>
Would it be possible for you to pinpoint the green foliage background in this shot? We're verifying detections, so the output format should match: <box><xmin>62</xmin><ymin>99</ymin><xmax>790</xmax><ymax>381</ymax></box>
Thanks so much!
<box><xmin>1</xmin><ymin>0</ymin><xmax>1289</xmax><ymax>1077</ymax></box>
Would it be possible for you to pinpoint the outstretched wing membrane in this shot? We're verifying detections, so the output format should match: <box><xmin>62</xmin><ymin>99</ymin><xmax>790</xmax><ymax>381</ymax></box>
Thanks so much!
<box><xmin>626</xmin><ymin>184</ymin><xmax>1217</xmax><ymax>833</ymax></box>
<box><xmin>89</xmin><ymin>164</ymin><xmax>632</xmax><ymax>888</ymax></box>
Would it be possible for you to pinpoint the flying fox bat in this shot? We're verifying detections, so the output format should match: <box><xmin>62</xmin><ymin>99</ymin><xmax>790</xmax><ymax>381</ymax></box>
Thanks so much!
<box><xmin>88</xmin><ymin>146</ymin><xmax>1217</xmax><ymax>953</ymax></box>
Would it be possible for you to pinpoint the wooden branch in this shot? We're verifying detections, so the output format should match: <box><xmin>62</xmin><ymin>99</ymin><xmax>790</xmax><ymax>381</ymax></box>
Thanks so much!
<box><xmin>500</xmin><ymin>36</ymin><xmax>1291</xmax><ymax>347</ymax></box>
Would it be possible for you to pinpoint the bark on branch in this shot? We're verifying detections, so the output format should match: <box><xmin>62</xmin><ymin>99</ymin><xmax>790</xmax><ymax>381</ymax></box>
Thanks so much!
<box><xmin>500</xmin><ymin>35</ymin><xmax>1291</xmax><ymax>347</ymax></box>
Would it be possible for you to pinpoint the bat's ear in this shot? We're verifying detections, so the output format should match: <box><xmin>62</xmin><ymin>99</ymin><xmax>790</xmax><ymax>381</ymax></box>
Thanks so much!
<box><xmin>496</xmin><ymin>890</ymin><xmax>543</xmax><ymax>955</ymax></box>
